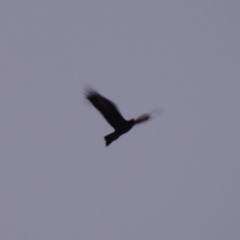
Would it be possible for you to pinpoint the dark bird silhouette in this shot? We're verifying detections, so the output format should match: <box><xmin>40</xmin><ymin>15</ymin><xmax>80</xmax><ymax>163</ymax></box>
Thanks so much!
<box><xmin>85</xmin><ymin>86</ymin><xmax>160</xmax><ymax>146</ymax></box>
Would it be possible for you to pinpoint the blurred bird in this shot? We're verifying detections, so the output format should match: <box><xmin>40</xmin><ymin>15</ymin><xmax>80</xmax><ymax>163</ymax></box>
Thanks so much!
<box><xmin>85</xmin><ymin>86</ymin><xmax>161</xmax><ymax>146</ymax></box>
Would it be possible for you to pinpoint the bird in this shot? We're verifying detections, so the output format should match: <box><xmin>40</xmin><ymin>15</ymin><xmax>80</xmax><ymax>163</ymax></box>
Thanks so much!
<box><xmin>84</xmin><ymin>86</ymin><xmax>160</xmax><ymax>146</ymax></box>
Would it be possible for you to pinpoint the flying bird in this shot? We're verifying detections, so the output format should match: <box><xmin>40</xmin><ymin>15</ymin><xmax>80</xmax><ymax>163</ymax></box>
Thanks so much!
<box><xmin>85</xmin><ymin>86</ymin><xmax>160</xmax><ymax>146</ymax></box>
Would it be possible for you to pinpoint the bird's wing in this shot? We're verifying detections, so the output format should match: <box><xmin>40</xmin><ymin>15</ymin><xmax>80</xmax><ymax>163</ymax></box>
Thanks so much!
<box><xmin>135</xmin><ymin>109</ymin><xmax>163</xmax><ymax>124</ymax></box>
<box><xmin>134</xmin><ymin>113</ymin><xmax>150</xmax><ymax>124</ymax></box>
<box><xmin>85</xmin><ymin>87</ymin><xmax>126</xmax><ymax>129</ymax></box>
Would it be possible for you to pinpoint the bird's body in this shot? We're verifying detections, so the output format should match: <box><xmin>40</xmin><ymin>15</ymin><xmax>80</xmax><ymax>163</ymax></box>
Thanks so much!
<box><xmin>104</xmin><ymin>119</ymin><xmax>135</xmax><ymax>146</ymax></box>
<box><xmin>85</xmin><ymin>86</ymin><xmax>157</xmax><ymax>146</ymax></box>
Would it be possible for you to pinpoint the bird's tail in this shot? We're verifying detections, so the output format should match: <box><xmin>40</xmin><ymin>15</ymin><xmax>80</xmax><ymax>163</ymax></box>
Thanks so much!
<box><xmin>104</xmin><ymin>132</ymin><xmax>119</xmax><ymax>146</ymax></box>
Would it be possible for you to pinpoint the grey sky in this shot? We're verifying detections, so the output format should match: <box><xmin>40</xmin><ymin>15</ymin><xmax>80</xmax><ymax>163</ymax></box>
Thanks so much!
<box><xmin>1</xmin><ymin>1</ymin><xmax>240</xmax><ymax>239</ymax></box>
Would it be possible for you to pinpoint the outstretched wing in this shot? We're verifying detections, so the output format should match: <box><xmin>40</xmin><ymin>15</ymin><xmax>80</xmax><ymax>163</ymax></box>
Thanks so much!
<box><xmin>85</xmin><ymin>86</ymin><xmax>126</xmax><ymax>129</ymax></box>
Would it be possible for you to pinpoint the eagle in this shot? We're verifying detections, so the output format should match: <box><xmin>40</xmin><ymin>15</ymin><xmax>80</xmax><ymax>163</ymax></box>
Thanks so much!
<box><xmin>85</xmin><ymin>86</ymin><xmax>160</xmax><ymax>146</ymax></box>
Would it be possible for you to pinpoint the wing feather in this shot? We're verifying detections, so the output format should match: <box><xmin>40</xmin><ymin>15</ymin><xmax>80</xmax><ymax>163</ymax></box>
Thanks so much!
<box><xmin>85</xmin><ymin>87</ymin><xmax>126</xmax><ymax>129</ymax></box>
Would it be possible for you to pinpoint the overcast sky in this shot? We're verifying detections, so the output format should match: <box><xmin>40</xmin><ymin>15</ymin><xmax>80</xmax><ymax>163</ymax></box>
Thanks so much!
<box><xmin>1</xmin><ymin>1</ymin><xmax>240</xmax><ymax>239</ymax></box>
